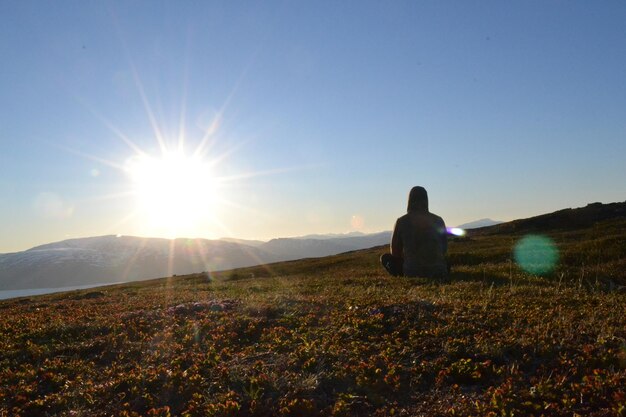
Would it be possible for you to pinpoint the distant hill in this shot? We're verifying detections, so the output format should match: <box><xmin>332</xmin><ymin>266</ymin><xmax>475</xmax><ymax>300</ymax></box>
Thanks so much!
<box><xmin>219</xmin><ymin>237</ymin><xmax>265</xmax><ymax>247</ymax></box>
<box><xmin>292</xmin><ymin>231</ymin><xmax>367</xmax><ymax>240</ymax></box>
<box><xmin>472</xmin><ymin>201</ymin><xmax>626</xmax><ymax>235</ymax></box>
<box><xmin>0</xmin><ymin>232</ymin><xmax>391</xmax><ymax>291</ymax></box>
<box><xmin>262</xmin><ymin>232</ymin><xmax>391</xmax><ymax>260</ymax></box>
<box><xmin>456</xmin><ymin>218</ymin><xmax>503</xmax><ymax>229</ymax></box>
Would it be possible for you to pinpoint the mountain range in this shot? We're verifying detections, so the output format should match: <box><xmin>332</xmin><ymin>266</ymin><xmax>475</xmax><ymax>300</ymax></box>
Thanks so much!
<box><xmin>2</xmin><ymin>202</ymin><xmax>624</xmax><ymax>291</ymax></box>
<box><xmin>0</xmin><ymin>231</ymin><xmax>391</xmax><ymax>290</ymax></box>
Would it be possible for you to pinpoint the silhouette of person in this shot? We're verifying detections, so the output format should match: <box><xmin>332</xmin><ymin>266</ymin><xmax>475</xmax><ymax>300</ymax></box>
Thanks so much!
<box><xmin>381</xmin><ymin>186</ymin><xmax>448</xmax><ymax>279</ymax></box>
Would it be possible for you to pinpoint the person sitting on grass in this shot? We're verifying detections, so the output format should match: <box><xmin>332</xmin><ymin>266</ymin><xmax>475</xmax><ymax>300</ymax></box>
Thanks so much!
<box><xmin>380</xmin><ymin>186</ymin><xmax>448</xmax><ymax>279</ymax></box>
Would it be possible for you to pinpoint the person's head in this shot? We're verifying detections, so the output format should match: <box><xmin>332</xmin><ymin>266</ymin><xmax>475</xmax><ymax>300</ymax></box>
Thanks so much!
<box><xmin>407</xmin><ymin>186</ymin><xmax>428</xmax><ymax>212</ymax></box>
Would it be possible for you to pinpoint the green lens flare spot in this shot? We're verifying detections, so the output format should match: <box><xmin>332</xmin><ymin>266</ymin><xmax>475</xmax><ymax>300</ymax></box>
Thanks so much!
<box><xmin>514</xmin><ymin>235</ymin><xmax>559</xmax><ymax>275</ymax></box>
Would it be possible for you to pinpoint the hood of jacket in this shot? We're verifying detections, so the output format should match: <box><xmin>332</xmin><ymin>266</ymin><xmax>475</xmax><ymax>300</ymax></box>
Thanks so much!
<box><xmin>407</xmin><ymin>186</ymin><xmax>429</xmax><ymax>212</ymax></box>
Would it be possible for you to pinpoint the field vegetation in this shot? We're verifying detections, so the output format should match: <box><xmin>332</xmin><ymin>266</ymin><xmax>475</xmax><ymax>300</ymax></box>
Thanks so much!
<box><xmin>1</xmin><ymin>215</ymin><xmax>625</xmax><ymax>416</ymax></box>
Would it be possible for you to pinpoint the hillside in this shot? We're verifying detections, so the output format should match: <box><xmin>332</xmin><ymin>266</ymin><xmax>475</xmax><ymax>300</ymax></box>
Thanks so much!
<box><xmin>1</xmin><ymin>212</ymin><xmax>625</xmax><ymax>416</ymax></box>
<box><xmin>472</xmin><ymin>201</ymin><xmax>626</xmax><ymax>235</ymax></box>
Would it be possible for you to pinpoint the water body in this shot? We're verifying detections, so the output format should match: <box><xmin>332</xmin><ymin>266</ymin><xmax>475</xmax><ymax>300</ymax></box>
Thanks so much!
<box><xmin>0</xmin><ymin>282</ymin><xmax>122</xmax><ymax>301</ymax></box>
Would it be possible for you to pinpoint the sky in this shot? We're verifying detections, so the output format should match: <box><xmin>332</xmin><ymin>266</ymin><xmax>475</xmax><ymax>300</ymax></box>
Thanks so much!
<box><xmin>1</xmin><ymin>1</ymin><xmax>625</xmax><ymax>253</ymax></box>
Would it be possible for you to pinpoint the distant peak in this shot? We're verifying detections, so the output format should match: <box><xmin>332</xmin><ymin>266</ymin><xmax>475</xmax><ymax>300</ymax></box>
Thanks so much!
<box><xmin>292</xmin><ymin>231</ymin><xmax>367</xmax><ymax>240</ymax></box>
<box><xmin>456</xmin><ymin>218</ymin><xmax>504</xmax><ymax>229</ymax></box>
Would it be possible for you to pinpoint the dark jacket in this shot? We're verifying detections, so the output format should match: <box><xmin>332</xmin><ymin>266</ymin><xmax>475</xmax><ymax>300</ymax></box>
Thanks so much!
<box><xmin>391</xmin><ymin>187</ymin><xmax>447</xmax><ymax>277</ymax></box>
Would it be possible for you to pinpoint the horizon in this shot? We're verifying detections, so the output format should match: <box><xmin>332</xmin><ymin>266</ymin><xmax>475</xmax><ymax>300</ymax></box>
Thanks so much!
<box><xmin>6</xmin><ymin>199</ymin><xmax>624</xmax><ymax>254</ymax></box>
<box><xmin>2</xmin><ymin>2</ymin><xmax>626</xmax><ymax>253</ymax></box>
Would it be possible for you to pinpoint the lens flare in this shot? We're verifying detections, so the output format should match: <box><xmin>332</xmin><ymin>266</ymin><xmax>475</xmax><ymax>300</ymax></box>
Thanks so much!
<box><xmin>34</xmin><ymin>192</ymin><xmax>75</xmax><ymax>219</ymax></box>
<box><xmin>447</xmin><ymin>227</ymin><xmax>466</xmax><ymax>237</ymax></box>
<box><xmin>514</xmin><ymin>234</ymin><xmax>559</xmax><ymax>275</ymax></box>
<box><xmin>350</xmin><ymin>215</ymin><xmax>364</xmax><ymax>230</ymax></box>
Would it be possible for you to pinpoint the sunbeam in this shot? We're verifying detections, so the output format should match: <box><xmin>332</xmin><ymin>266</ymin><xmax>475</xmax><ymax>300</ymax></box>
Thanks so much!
<box><xmin>192</xmin><ymin>46</ymin><xmax>257</xmax><ymax>159</ymax></box>
<box><xmin>103</xmin><ymin>210</ymin><xmax>142</xmax><ymax>238</ymax></box>
<box><xmin>119</xmin><ymin>236</ymin><xmax>148</xmax><ymax>282</ymax></box>
<box><xmin>73</xmin><ymin>96</ymin><xmax>146</xmax><ymax>156</ymax></box>
<box><xmin>216</xmin><ymin>164</ymin><xmax>322</xmax><ymax>183</ymax></box>
<box><xmin>177</xmin><ymin>27</ymin><xmax>194</xmax><ymax>154</ymax></box>
<box><xmin>109</xmin><ymin>8</ymin><xmax>167</xmax><ymax>154</ymax></box>
<box><xmin>54</xmin><ymin>145</ymin><xmax>128</xmax><ymax>172</ymax></box>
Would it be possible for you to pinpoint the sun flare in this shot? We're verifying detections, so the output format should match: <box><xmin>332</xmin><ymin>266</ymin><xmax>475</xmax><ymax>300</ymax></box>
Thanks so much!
<box><xmin>125</xmin><ymin>150</ymin><xmax>219</xmax><ymax>237</ymax></box>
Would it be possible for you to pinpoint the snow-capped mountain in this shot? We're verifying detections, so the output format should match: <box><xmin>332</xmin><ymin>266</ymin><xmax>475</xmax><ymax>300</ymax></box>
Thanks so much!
<box><xmin>0</xmin><ymin>236</ymin><xmax>273</xmax><ymax>290</ymax></box>
<box><xmin>0</xmin><ymin>232</ymin><xmax>392</xmax><ymax>291</ymax></box>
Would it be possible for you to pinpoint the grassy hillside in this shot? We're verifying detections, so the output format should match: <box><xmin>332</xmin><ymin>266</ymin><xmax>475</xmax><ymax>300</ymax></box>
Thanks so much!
<box><xmin>1</xmin><ymin>217</ymin><xmax>625</xmax><ymax>416</ymax></box>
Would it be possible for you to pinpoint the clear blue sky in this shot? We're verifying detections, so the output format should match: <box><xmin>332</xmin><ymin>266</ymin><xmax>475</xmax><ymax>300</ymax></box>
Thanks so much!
<box><xmin>1</xmin><ymin>1</ymin><xmax>625</xmax><ymax>252</ymax></box>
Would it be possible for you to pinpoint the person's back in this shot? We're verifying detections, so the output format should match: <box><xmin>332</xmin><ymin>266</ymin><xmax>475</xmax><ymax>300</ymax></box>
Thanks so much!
<box><xmin>393</xmin><ymin>210</ymin><xmax>447</xmax><ymax>277</ymax></box>
<box><xmin>381</xmin><ymin>186</ymin><xmax>448</xmax><ymax>278</ymax></box>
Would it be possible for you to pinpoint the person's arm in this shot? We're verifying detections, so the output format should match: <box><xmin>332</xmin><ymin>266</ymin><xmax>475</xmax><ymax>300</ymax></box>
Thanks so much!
<box><xmin>438</xmin><ymin>217</ymin><xmax>450</xmax><ymax>274</ymax></box>
<box><xmin>391</xmin><ymin>219</ymin><xmax>403</xmax><ymax>258</ymax></box>
<box><xmin>439</xmin><ymin>218</ymin><xmax>448</xmax><ymax>255</ymax></box>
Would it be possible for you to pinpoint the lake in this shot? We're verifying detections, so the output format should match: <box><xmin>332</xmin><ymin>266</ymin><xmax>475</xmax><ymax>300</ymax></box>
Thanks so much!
<box><xmin>0</xmin><ymin>282</ymin><xmax>122</xmax><ymax>301</ymax></box>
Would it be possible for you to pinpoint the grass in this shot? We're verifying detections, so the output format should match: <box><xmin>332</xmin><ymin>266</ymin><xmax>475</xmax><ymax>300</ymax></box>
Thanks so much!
<box><xmin>0</xmin><ymin>218</ymin><xmax>625</xmax><ymax>416</ymax></box>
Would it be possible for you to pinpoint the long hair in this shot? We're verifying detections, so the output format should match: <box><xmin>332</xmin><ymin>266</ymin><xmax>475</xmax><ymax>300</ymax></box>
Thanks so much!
<box><xmin>407</xmin><ymin>186</ymin><xmax>428</xmax><ymax>212</ymax></box>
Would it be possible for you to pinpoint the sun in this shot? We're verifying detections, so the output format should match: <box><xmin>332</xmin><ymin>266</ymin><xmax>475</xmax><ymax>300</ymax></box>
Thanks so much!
<box><xmin>125</xmin><ymin>149</ymin><xmax>219</xmax><ymax>237</ymax></box>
